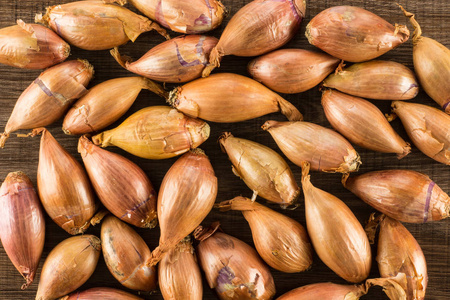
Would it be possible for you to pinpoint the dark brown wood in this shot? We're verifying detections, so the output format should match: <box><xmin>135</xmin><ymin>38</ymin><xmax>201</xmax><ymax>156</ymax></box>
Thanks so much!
<box><xmin>1</xmin><ymin>0</ymin><xmax>449</xmax><ymax>299</ymax></box>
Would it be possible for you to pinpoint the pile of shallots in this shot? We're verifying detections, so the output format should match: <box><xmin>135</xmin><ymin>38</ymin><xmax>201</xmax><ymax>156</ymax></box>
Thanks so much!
<box><xmin>0</xmin><ymin>0</ymin><xmax>449</xmax><ymax>299</ymax></box>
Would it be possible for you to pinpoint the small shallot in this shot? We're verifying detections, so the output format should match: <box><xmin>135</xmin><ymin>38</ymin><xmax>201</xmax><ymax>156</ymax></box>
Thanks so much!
<box><xmin>202</xmin><ymin>0</ymin><xmax>306</xmax><ymax>76</ymax></box>
<box><xmin>78</xmin><ymin>136</ymin><xmax>157</xmax><ymax>228</ymax></box>
<box><xmin>219</xmin><ymin>132</ymin><xmax>299</xmax><ymax>206</ymax></box>
<box><xmin>323</xmin><ymin>61</ymin><xmax>419</xmax><ymax>100</ymax></box>
<box><xmin>217</xmin><ymin>197</ymin><xmax>313</xmax><ymax>273</ymax></box>
<box><xmin>301</xmin><ymin>162</ymin><xmax>371</xmax><ymax>283</ymax></box>
<box><xmin>343</xmin><ymin>169</ymin><xmax>450</xmax><ymax>223</ymax></box>
<box><xmin>159</xmin><ymin>237</ymin><xmax>203</xmax><ymax>300</ymax></box>
<box><xmin>262</xmin><ymin>120</ymin><xmax>361</xmax><ymax>173</ymax></box>
<box><xmin>149</xmin><ymin>149</ymin><xmax>217</xmax><ymax>265</ymax></box>
<box><xmin>36</xmin><ymin>129</ymin><xmax>97</xmax><ymax>234</ymax></box>
<box><xmin>0</xmin><ymin>172</ymin><xmax>45</xmax><ymax>289</ymax></box>
<box><xmin>0</xmin><ymin>19</ymin><xmax>69</xmax><ymax>69</ymax></box>
<box><xmin>111</xmin><ymin>35</ymin><xmax>218</xmax><ymax>83</ymax></box>
<box><xmin>63</xmin><ymin>77</ymin><xmax>167</xmax><ymax>135</ymax></box>
<box><xmin>0</xmin><ymin>59</ymin><xmax>94</xmax><ymax>147</ymax></box>
<box><xmin>63</xmin><ymin>288</ymin><xmax>143</xmax><ymax>300</ymax></box>
<box><xmin>36</xmin><ymin>235</ymin><xmax>101</xmax><ymax>300</ymax></box>
<box><xmin>168</xmin><ymin>73</ymin><xmax>303</xmax><ymax>122</ymax></box>
<box><xmin>36</xmin><ymin>0</ymin><xmax>169</xmax><ymax>51</ymax></box>
<box><xmin>101</xmin><ymin>215</ymin><xmax>157</xmax><ymax>291</ymax></box>
<box><xmin>322</xmin><ymin>90</ymin><xmax>410</xmax><ymax>158</ymax></box>
<box><xmin>306</xmin><ymin>6</ymin><xmax>409</xmax><ymax>62</ymax></box>
<box><xmin>248</xmin><ymin>49</ymin><xmax>340</xmax><ymax>94</ymax></box>
<box><xmin>194</xmin><ymin>222</ymin><xmax>276</xmax><ymax>299</ymax></box>
<box><xmin>91</xmin><ymin>106</ymin><xmax>210</xmax><ymax>159</ymax></box>
<box><xmin>392</xmin><ymin>101</ymin><xmax>450</xmax><ymax>165</ymax></box>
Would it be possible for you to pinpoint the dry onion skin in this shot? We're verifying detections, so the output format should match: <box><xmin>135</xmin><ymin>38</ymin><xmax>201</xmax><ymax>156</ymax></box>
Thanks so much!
<box><xmin>262</xmin><ymin>120</ymin><xmax>361</xmax><ymax>173</ymax></box>
<box><xmin>306</xmin><ymin>6</ymin><xmax>410</xmax><ymax>62</ymax></box>
<box><xmin>217</xmin><ymin>197</ymin><xmax>313</xmax><ymax>273</ymax></box>
<box><xmin>78</xmin><ymin>136</ymin><xmax>157</xmax><ymax>228</ymax></box>
<box><xmin>36</xmin><ymin>128</ymin><xmax>97</xmax><ymax>235</ymax></box>
<box><xmin>35</xmin><ymin>0</ymin><xmax>169</xmax><ymax>51</ymax></box>
<box><xmin>159</xmin><ymin>237</ymin><xmax>203</xmax><ymax>300</ymax></box>
<box><xmin>63</xmin><ymin>77</ymin><xmax>167</xmax><ymax>135</ymax></box>
<box><xmin>202</xmin><ymin>0</ymin><xmax>306</xmax><ymax>76</ymax></box>
<box><xmin>392</xmin><ymin>100</ymin><xmax>450</xmax><ymax>166</ymax></box>
<box><xmin>149</xmin><ymin>149</ymin><xmax>217</xmax><ymax>266</ymax></box>
<box><xmin>399</xmin><ymin>6</ymin><xmax>450</xmax><ymax>113</ymax></box>
<box><xmin>323</xmin><ymin>60</ymin><xmax>419</xmax><ymax>100</ymax></box>
<box><xmin>111</xmin><ymin>35</ymin><xmax>218</xmax><ymax>83</ymax></box>
<box><xmin>36</xmin><ymin>235</ymin><xmax>101</xmax><ymax>300</ymax></box>
<box><xmin>0</xmin><ymin>59</ymin><xmax>94</xmax><ymax>148</ymax></box>
<box><xmin>0</xmin><ymin>172</ymin><xmax>45</xmax><ymax>290</ymax></box>
<box><xmin>168</xmin><ymin>73</ymin><xmax>303</xmax><ymax>122</ymax></box>
<box><xmin>91</xmin><ymin>106</ymin><xmax>210</xmax><ymax>159</ymax></box>
<box><xmin>343</xmin><ymin>169</ymin><xmax>450</xmax><ymax>223</ymax></box>
<box><xmin>194</xmin><ymin>222</ymin><xmax>276</xmax><ymax>300</ymax></box>
<box><xmin>0</xmin><ymin>19</ymin><xmax>69</xmax><ymax>69</ymax></box>
<box><xmin>63</xmin><ymin>288</ymin><xmax>144</xmax><ymax>300</ymax></box>
<box><xmin>302</xmin><ymin>162</ymin><xmax>371</xmax><ymax>283</ymax></box>
<box><xmin>127</xmin><ymin>0</ymin><xmax>226</xmax><ymax>34</ymax></box>
<box><xmin>219</xmin><ymin>132</ymin><xmax>300</xmax><ymax>207</ymax></box>
<box><xmin>322</xmin><ymin>90</ymin><xmax>410</xmax><ymax>159</ymax></box>
<box><xmin>248</xmin><ymin>49</ymin><xmax>340</xmax><ymax>94</ymax></box>
<box><xmin>101</xmin><ymin>215</ymin><xmax>157</xmax><ymax>291</ymax></box>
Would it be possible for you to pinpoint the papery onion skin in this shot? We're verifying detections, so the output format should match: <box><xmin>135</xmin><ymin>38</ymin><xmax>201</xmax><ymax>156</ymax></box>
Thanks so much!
<box><xmin>63</xmin><ymin>77</ymin><xmax>166</xmax><ymax>135</ymax></box>
<box><xmin>194</xmin><ymin>223</ymin><xmax>276</xmax><ymax>300</ymax></box>
<box><xmin>36</xmin><ymin>129</ymin><xmax>97</xmax><ymax>235</ymax></box>
<box><xmin>323</xmin><ymin>60</ymin><xmax>419</xmax><ymax>100</ymax></box>
<box><xmin>36</xmin><ymin>0</ymin><xmax>169</xmax><ymax>51</ymax></box>
<box><xmin>78</xmin><ymin>136</ymin><xmax>157</xmax><ymax>228</ymax></box>
<box><xmin>343</xmin><ymin>170</ymin><xmax>450</xmax><ymax>223</ymax></box>
<box><xmin>149</xmin><ymin>149</ymin><xmax>217</xmax><ymax>266</ymax></box>
<box><xmin>0</xmin><ymin>20</ymin><xmax>69</xmax><ymax>69</ymax></box>
<box><xmin>248</xmin><ymin>49</ymin><xmax>340</xmax><ymax>94</ymax></box>
<box><xmin>168</xmin><ymin>73</ymin><xmax>303</xmax><ymax>122</ymax></box>
<box><xmin>0</xmin><ymin>59</ymin><xmax>94</xmax><ymax>148</ymax></box>
<box><xmin>262</xmin><ymin>120</ymin><xmax>361</xmax><ymax>173</ymax></box>
<box><xmin>322</xmin><ymin>90</ymin><xmax>410</xmax><ymax>159</ymax></box>
<box><xmin>306</xmin><ymin>6</ymin><xmax>409</xmax><ymax>62</ymax></box>
<box><xmin>400</xmin><ymin>6</ymin><xmax>450</xmax><ymax>113</ymax></box>
<box><xmin>101</xmin><ymin>215</ymin><xmax>157</xmax><ymax>291</ymax></box>
<box><xmin>378</xmin><ymin>216</ymin><xmax>428</xmax><ymax>299</ymax></box>
<box><xmin>0</xmin><ymin>172</ymin><xmax>45</xmax><ymax>290</ymax></box>
<box><xmin>277</xmin><ymin>282</ymin><xmax>367</xmax><ymax>300</ymax></box>
<box><xmin>127</xmin><ymin>0</ymin><xmax>226</xmax><ymax>34</ymax></box>
<box><xmin>91</xmin><ymin>106</ymin><xmax>210</xmax><ymax>159</ymax></box>
<box><xmin>392</xmin><ymin>101</ymin><xmax>450</xmax><ymax>165</ymax></box>
<box><xmin>219</xmin><ymin>133</ymin><xmax>299</xmax><ymax>206</ymax></box>
<box><xmin>202</xmin><ymin>0</ymin><xmax>306</xmax><ymax>76</ymax></box>
<box><xmin>63</xmin><ymin>287</ymin><xmax>143</xmax><ymax>300</ymax></box>
<box><xmin>35</xmin><ymin>235</ymin><xmax>101</xmax><ymax>300</ymax></box>
<box><xmin>159</xmin><ymin>237</ymin><xmax>203</xmax><ymax>300</ymax></box>
<box><xmin>302</xmin><ymin>162</ymin><xmax>371</xmax><ymax>283</ymax></box>
<box><xmin>111</xmin><ymin>35</ymin><xmax>218</xmax><ymax>83</ymax></box>
<box><xmin>218</xmin><ymin>197</ymin><xmax>312</xmax><ymax>273</ymax></box>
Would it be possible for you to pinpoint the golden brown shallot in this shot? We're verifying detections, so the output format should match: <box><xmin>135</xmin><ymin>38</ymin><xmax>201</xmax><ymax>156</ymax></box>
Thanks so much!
<box><xmin>91</xmin><ymin>106</ymin><xmax>210</xmax><ymax>159</ymax></box>
<box><xmin>111</xmin><ymin>35</ymin><xmax>218</xmax><ymax>83</ymax></box>
<box><xmin>168</xmin><ymin>73</ymin><xmax>303</xmax><ymax>122</ymax></box>
<box><xmin>248</xmin><ymin>49</ymin><xmax>340</xmax><ymax>94</ymax></box>
<box><xmin>306</xmin><ymin>6</ymin><xmax>409</xmax><ymax>62</ymax></box>
<box><xmin>262</xmin><ymin>120</ymin><xmax>361</xmax><ymax>173</ymax></box>
<box><xmin>63</xmin><ymin>288</ymin><xmax>143</xmax><ymax>300</ymax></box>
<box><xmin>322</xmin><ymin>90</ymin><xmax>410</xmax><ymax>158</ymax></box>
<box><xmin>36</xmin><ymin>0</ymin><xmax>169</xmax><ymax>51</ymax></box>
<box><xmin>0</xmin><ymin>60</ymin><xmax>94</xmax><ymax>147</ymax></box>
<box><xmin>0</xmin><ymin>19</ymin><xmax>69</xmax><ymax>69</ymax></box>
<box><xmin>0</xmin><ymin>172</ymin><xmax>45</xmax><ymax>289</ymax></box>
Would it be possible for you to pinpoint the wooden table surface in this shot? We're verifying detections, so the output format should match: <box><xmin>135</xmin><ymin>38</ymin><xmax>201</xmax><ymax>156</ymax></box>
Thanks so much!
<box><xmin>0</xmin><ymin>0</ymin><xmax>449</xmax><ymax>299</ymax></box>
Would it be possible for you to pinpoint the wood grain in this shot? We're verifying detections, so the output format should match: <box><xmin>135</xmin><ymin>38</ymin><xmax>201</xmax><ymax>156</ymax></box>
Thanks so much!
<box><xmin>0</xmin><ymin>0</ymin><xmax>449</xmax><ymax>299</ymax></box>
